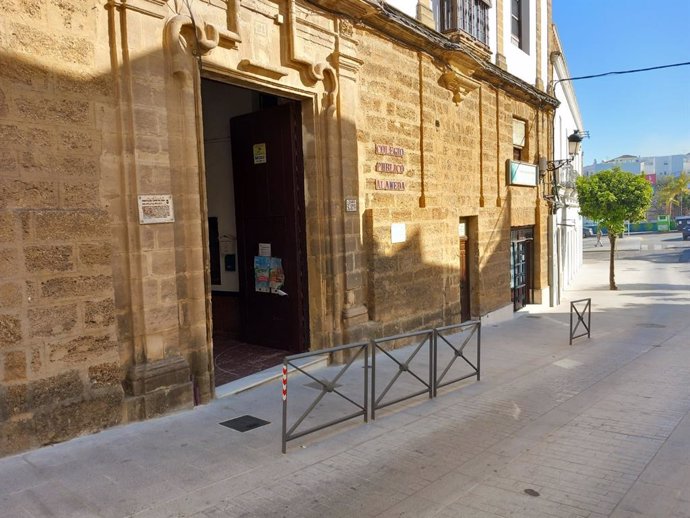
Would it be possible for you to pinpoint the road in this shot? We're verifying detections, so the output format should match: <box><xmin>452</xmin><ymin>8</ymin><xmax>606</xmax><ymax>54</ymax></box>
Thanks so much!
<box><xmin>1</xmin><ymin>243</ymin><xmax>690</xmax><ymax>517</ymax></box>
<box><xmin>583</xmin><ymin>230</ymin><xmax>690</xmax><ymax>255</ymax></box>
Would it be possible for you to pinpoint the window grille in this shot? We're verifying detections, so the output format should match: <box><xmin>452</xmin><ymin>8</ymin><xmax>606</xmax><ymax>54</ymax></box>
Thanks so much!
<box><xmin>439</xmin><ymin>0</ymin><xmax>490</xmax><ymax>46</ymax></box>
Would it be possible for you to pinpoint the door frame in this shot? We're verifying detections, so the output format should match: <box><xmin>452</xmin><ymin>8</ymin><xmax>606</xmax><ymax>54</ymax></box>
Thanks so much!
<box><xmin>196</xmin><ymin>75</ymin><xmax>323</xmax><ymax>359</ymax></box>
<box><xmin>510</xmin><ymin>226</ymin><xmax>534</xmax><ymax>311</ymax></box>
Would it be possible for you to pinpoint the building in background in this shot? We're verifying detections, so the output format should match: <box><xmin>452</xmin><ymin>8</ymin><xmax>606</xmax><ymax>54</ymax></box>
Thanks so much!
<box><xmin>0</xmin><ymin>0</ymin><xmax>579</xmax><ymax>455</ymax></box>
<box><xmin>584</xmin><ymin>153</ymin><xmax>690</xmax><ymax>185</ymax></box>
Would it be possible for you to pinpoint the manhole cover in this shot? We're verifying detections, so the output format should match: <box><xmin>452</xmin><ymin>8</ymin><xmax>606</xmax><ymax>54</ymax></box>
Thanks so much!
<box><xmin>219</xmin><ymin>415</ymin><xmax>270</xmax><ymax>432</ymax></box>
<box><xmin>526</xmin><ymin>315</ymin><xmax>541</xmax><ymax>319</ymax></box>
<box><xmin>636</xmin><ymin>323</ymin><xmax>666</xmax><ymax>329</ymax></box>
<box><xmin>524</xmin><ymin>488</ymin><xmax>540</xmax><ymax>497</ymax></box>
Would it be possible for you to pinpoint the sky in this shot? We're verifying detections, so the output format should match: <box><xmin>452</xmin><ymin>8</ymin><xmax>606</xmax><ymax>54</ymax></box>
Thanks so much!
<box><xmin>553</xmin><ymin>0</ymin><xmax>690</xmax><ymax>165</ymax></box>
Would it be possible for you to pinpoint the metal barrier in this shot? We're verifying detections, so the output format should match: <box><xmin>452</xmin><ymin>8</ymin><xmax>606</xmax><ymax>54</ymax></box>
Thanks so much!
<box><xmin>281</xmin><ymin>342</ymin><xmax>368</xmax><ymax>454</ymax></box>
<box><xmin>569</xmin><ymin>298</ymin><xmax>591</xmax><ymax>345</ymax></box>
<box><xmin>282</xmin><ymin>324</ymin><xmax>483</xmax><ymax>451</ymax></box>
<box><xmin>434</xmin><ymin>321</ymin><xmax>481</xmax><ymax>397</ymax></box>
<box><xmin>370</xmin><ymin>330</ymin><xmax>434</xmax><ymax>420</ymax></box>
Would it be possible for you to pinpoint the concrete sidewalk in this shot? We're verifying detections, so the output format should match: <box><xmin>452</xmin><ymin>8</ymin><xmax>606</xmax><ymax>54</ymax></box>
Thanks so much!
<box><xmin>2</xmin><ymin>255</ymin><xmax>690</xmax><ymax>517</ymax></box>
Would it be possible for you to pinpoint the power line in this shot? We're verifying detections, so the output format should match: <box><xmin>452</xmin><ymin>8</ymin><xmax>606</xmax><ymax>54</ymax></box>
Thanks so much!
<box><xmin>554</xmin><ymin>60</ymin><xmax>690</xmax><ymax>87</ymax></box>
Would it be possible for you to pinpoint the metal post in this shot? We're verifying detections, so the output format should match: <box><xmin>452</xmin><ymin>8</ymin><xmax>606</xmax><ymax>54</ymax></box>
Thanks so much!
<box><xmin>364</xmin><ymin>343</ymin><xmax>369</xmax><ymax>423</ymax></box>
<box><xmin>428</xmin><ymin>331</ymin><xmax>433</xmax><ymax>399</ymax></box>
<box><xmin>281</xmin><ymin>359</ymin><xmax>288</xmax><ymax>454</ymax></box>
<box><xmin>370</xmin><ymin>339</ymin><xmax>376</xmax><ymax>421</ymax></box>
<box><xmin>433</xmin><ymin>329</ymin><xmax>438</xmax><ymax>397</ymax></box>
<box><xmin>477</xmin><ymin>323</ymin><xmax>481</xmax><ymax>381</ymax></box>
<box><xmin>569</xmin><ymin>301</ymin><xmax>574</xmax><ymax>345</ymax></box>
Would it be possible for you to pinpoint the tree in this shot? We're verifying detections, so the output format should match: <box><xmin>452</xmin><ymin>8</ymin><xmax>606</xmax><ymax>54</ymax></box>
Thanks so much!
<box><xmin>653</xmin><ymin>175</ymin><xmax>676</xmax><ymax>216</ymax></box>
<box><xmin>658</xmin><ymin>172</ymin><xmax>690</xmax><ymax>217</ymax></box>
<box><xmin>576</xmin><ymin>167</ymin><xmax>653</xmax><ymax>290</ymax></box>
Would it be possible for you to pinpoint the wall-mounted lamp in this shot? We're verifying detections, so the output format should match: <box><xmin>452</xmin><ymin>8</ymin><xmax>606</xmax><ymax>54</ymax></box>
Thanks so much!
<box><xmin>538</xmin><ymin>130</ymin><xmax>589</xmax><ymax>210</ymax></box>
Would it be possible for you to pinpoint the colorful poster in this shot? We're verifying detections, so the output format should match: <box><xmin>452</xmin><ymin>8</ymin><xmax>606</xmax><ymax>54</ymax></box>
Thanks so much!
<box><xmin>269</xmin><ymin>257</ymin><xmax>285</xmax><ymax>293</ymax></box>
<box><xmin>254</xmin><ymin>256</ymin><xmax>271</xmax><ymax>293</ymax></box>
<box><xmin>254</xmin><ymin>256</ymin><xmax>285</xmax><ymax>294</ymax></box>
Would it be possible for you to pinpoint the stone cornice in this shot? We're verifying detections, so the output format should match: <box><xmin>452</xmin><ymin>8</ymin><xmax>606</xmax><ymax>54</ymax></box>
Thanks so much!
<box><xmin>305</xmin><ymin>0</ymin><xmax>559</xmax><ymax>109</ymax></box>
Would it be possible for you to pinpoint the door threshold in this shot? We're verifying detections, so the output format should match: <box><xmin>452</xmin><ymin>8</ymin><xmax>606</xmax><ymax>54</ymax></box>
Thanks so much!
<box><xmin>215</xmin><ymin>353</ymin><xmax>329</xmax><ymax>398</ymax></box>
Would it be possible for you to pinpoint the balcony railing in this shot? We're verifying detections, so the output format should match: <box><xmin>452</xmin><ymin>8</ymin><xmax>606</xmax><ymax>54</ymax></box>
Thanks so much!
<box><xmin>439</xmin><ymin>0</ymin><xmax>490</xmax><ymax>46</ymax></box>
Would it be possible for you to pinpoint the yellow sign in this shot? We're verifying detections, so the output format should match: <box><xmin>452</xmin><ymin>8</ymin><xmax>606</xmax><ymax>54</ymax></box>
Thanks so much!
<box><xmin>253</xmin><ymin>143</ymin><xmax>267</xmax><ymax>164</ymax></box>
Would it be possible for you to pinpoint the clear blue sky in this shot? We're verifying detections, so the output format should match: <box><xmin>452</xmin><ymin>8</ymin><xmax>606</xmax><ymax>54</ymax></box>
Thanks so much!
<box><xmin>553</xmin><ymin>0</ymin><xmax>690</xmax><ymax>165</ymax></box>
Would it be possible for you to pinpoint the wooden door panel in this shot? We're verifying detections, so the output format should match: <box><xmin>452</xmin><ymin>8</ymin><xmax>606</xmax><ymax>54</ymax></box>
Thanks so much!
<box><xmin>230</xmin><ymin>103</ymin><xmax>308</xmax><ymax>352</ymax></box>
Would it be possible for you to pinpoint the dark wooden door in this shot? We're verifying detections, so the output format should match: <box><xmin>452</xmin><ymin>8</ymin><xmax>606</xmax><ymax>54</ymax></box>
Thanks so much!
<box><xmin>459</xmin><ymin>236</ymin><xmax>471</xmax><ymax>322</ymax></box>
<box><xmin>230</xmin><ymin>102</ymin><xmax>308</xmax><ymax>353</ymax></box>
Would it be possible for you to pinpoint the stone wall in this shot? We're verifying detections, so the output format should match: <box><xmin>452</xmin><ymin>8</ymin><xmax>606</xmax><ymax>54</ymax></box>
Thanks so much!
<box><xmin>357</xmin><ymin>27</ymin><xmax>549</xmax><ymax>335</ymax></box>
<box><xmin>0</xmin><ymin>0</ymin><xmax>555</xmax><ymax>456</ymax></box>
<box><xmin>0</xmin><ymin>0</ymin><xmax>122</xmax><ymax>455</ymax></box>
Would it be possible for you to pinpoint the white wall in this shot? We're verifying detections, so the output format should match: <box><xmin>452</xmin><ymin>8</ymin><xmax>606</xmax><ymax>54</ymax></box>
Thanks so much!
<box><xmin>201</xmin><ymin>81</ymin><xmax>256</xmax><ymax>292</ymax></box>
<box><xmin>504</xmin><ymin>0</ymin><xmax>537</xmax><ymax>85</ymax></box>
<box><xmin>385</xmin><ymin>0</ymin><xmax>425</xmax><ymax>18</ymax></box>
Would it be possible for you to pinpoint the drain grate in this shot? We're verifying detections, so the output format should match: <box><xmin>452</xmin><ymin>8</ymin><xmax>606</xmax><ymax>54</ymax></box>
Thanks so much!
<box><xmin>219</xmin><ymin>415</ymin><xmax>270</xmax><ymax>432</ymax></box>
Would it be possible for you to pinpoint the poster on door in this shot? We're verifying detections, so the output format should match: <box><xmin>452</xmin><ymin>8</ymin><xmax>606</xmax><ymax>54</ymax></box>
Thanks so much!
<box><xmin>254</xmin><ymin>256</ymin><xmax>285</xmax><ymax>294</ymax></box>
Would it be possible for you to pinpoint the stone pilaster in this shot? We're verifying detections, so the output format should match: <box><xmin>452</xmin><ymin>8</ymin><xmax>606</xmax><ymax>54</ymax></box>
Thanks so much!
<box><xmin>108</xmin><ymin>4</ymin><xmax>195</xmax><ymax>415</ymax></box>
<box><xmin>334</xmin><ymin>22</ymin><xmax>370</xmax><ymax>342</ymax></box>
<box><xmin>495</xmin><ymin>0</ymin><xmax>508</xmax><ymax>69</ymax></box>
<box><xmin>416</xmin><ymin>1</ymin><xmax>435</xmax><ymax>29</ymax></box>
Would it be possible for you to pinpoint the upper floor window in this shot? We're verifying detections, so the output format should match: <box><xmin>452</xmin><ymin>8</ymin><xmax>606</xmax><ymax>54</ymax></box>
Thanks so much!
<box><xmin>439</xmin><ymin>0</ymin><xmax>491</xmax><ymax>46</ymax></box>
<box><xmin>511</xmin><ymin>0</ymin><xmax>529</xmax><ymax>53</ymax></box>
<box><xmin>513</xmin><ymin>118</ymin><xmax>527</xmax><ymax>161</ymax></box>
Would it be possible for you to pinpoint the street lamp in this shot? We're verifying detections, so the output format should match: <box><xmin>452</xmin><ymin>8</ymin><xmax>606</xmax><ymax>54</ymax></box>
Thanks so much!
<box><xmin>539</xmin><ymin>130</ymin><xmax>588</xmax><ymax>208</ymax></box>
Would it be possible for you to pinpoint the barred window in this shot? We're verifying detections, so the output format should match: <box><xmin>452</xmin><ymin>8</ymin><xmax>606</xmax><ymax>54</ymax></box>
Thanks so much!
<box><xmin>439</xmin><ymin>0</ymin><xmax>491</xmax><ymax>46</ymax></box>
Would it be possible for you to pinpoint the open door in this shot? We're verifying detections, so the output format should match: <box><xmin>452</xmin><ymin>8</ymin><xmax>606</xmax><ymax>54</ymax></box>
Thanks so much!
<box><xmin>230</xmin><ymin>102</ymin><xmax>309</xmax><ymax>353</ymax></box>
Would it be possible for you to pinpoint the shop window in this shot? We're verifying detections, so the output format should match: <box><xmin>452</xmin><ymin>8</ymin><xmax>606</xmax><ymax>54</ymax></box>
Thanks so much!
<box><xmin>438</xmin><ymin>0</ymin><xmax>491</xmax><ymax>46</ymax></box>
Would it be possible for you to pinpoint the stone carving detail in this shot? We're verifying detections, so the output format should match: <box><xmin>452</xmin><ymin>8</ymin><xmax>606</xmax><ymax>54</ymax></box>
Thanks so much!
<box><xmin>164</xmin><ymin>0</ymin><xmax>241</xmax><ymax>78</ymax></box>
<box><xmin>339</xmin><ymin>19</ymin><xmax>354</xmax><ymax>37</ymax></box>
<box><xmin>165</xmin><ymin>14</ymin><xmax>220</xmax><ymax>77</ymax></box>
<box><xmin>286</xmin><ymin>0</ymin><xmax>338</xmax><ymax>101</ymax></box>
<box><xmin>438</xmin><ymin>70</ymin><xmax>479</xmax><ymax>105</ymax></box>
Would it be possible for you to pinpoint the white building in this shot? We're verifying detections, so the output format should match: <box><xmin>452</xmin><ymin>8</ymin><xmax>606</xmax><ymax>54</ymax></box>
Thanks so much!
<box><xmin>584</xmin><ymin>153</ymin><xmax>689</xmax><ymax>184</ymax></box>
<box><xmin>550</xmin><ymin>27</ymin><xmax>585</xmax><ymax>305</ymax></box>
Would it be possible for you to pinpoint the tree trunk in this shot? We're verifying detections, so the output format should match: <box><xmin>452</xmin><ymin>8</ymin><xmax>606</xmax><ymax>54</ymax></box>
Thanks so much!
<box><xmin>609</xmin><ymin>233</ymin><xmax>617</xmax><ymax>290</ymax></box>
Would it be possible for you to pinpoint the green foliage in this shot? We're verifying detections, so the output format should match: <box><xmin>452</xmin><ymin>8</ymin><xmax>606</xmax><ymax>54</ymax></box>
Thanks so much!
<box><xmin>655</xmin><ymin>172</ymin><xmax>690</xmax><ymax>215</ymax></box>
<box><xmin>576</xmin><ymin>167</ymin><xmax>653</xmax><ymax>235</ymax></box>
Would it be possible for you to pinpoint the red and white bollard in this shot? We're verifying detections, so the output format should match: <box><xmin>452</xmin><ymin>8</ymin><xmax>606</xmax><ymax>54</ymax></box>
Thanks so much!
<box><xmin>281</xmin><ymin>364</ymin><xmax>288</xmax><ymax>401</ymax></box>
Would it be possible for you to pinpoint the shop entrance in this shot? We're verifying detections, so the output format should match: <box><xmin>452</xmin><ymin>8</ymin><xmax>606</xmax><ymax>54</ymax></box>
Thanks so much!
<box><xmin>511</xmin><ymin>226</ymin><xmax>534</xmax><ymax>311</ymax></box>
<box><xmin>201</xmin><ymin>79</ymin><xmax>309</xmax><ymax>387</ymax></box>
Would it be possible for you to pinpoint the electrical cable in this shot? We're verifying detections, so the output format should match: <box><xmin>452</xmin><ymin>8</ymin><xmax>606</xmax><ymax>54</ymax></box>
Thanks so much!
<box><xmin>554</xmin><ymin>60</ymin><xmax>690</xmax><ymax>87</ymax></box>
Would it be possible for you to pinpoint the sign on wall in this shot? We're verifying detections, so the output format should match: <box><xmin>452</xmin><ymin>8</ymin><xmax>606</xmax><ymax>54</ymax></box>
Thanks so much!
<box><xmin>507</xmin><ymin>160</ymin><xmax>538</xmax><ymax>187</ymax></box>
<box><xmin>138</xmin><ymin>194</ymin><xmax>174</xmax><ymax>224</ymax></box>
<box><xmin>374</xmin><ymin>143</ymin><xmax>406</xmax><ymax>191</ymax></box>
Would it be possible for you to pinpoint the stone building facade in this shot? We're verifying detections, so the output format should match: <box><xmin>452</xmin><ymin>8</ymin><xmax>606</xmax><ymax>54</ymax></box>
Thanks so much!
<box><xmin>0</xmin><ymin>0</ymin><xmax>560</xmax><ymax>455</ymax></box>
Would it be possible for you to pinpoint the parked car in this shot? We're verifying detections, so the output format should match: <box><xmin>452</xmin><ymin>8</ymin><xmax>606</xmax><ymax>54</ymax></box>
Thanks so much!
<box><xmin>676</xmin><ymin>216</ymin><xmax>690</xmax><ymax>240</ymax></box>
<box><xmin>583</xmin><ymin>226</ymin><xmax>595</xmax><ymax>238</ymax></box>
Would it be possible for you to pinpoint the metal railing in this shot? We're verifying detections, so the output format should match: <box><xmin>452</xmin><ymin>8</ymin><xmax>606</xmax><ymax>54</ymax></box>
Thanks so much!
<box><xmin>281</xmin><ymin>342</ymin><xmax>368</xmax><ymax>454</ymax></box>
<box><xmin>281</xmin><ymin>322</ymin><xmax>483</xmax><ymax>452</ymax></box>
<box><xmin>569</xmin><ymin>298</ymin><xmax>591</xmax><ymax>345</ymax></box>
<box><xmin>434</xmin><ymin>321</ymin><xmax>481</xmax><ymax>397</ymax></box>
<box><xmin>370</xmin><ymin>330</ymin><xmax>434</xmax><ymax>420</ymax></box>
